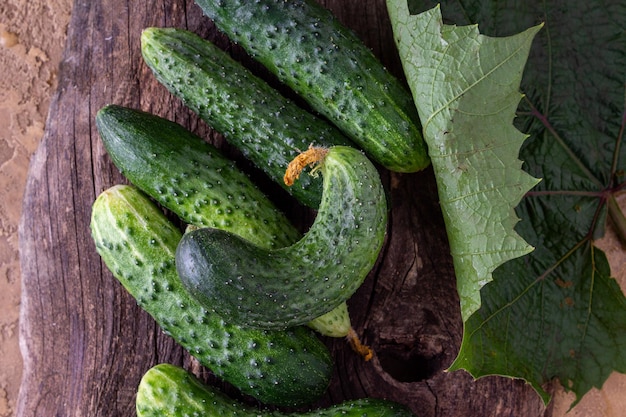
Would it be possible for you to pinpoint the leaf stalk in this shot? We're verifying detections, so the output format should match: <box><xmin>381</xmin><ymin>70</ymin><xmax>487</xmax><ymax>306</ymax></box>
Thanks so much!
<box><xmin>607</xmin><ymin>194</ymin><xmax>626</xmax><ymax>247</ymax></box>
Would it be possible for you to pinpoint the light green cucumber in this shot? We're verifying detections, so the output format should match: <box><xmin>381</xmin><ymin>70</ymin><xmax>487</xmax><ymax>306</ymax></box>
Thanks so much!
<box><xmin>176</xmin><ymin>146</ymin><xmax>388</xmax><ymax>330</ymax></box>
<box><xmin>137</xmin><ymin>363</ymin><xmax>417</xmax><ymax>417</ymax></box>
<box><xmin>95</xmin><ymin>104</ymin><xmax>351</xmax><ymax>337</ymax></box>
<box><xmin>306</xmin><ymin>299</ymin><xmax>350</xmax><ymax>338</ymax></box>
<box><xmin>90</xmin><ymin>185</ymin><xmax>332</xmax><ymax>406</ymax></box>
<box><xmin>194</xmin><ymin>0</ymin><xmax>429</xmax><ymax>173</ymax></box>
<box><xmin>141</xmin><ymin>27</ymin><xmax>352</xmax><ymax>208</ymax></box>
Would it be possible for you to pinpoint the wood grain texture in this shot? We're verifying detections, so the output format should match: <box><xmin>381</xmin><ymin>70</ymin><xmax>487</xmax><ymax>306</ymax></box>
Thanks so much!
<box><xmin>18</xmin><ymin>0</ymin><xmax>554</xmax><ymax>415</ymax></box>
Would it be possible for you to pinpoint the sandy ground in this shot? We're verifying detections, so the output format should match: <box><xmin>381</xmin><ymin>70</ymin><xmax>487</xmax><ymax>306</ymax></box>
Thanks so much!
<box><xmin>0</xmin><ymin>1</ymin><xmax>624</xmax><ymax>416</ymax></box>
<box><xmin>0</xmin><ymin>0</ymin><xmax>72</xmax><ymax>415</ymax></box>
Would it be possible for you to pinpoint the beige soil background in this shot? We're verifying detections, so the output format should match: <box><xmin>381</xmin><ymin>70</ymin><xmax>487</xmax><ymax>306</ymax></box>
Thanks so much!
<box><xmin>0</xmin><ymin>1</ymin><xmax>625</xmax><ymax>416</ymax></box>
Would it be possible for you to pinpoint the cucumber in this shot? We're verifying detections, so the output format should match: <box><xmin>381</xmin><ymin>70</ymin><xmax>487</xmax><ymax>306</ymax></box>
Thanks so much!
<box><xmin>95</xmin><ymin>104</ymin><xmax>300</xmax><ymax>248</ymax></box>
<box><xmin>137</xmin><ymin>363</ymin><xmax>417</xmax><ymax>417</ymax></box>
<box><xmin>306</xmin><ymin>298</ymin><xmax>350</xmax><ymax>338</ymax></box>
<box><xmin>141</xmin><ymin>27</ymin><xmax>352</xmax><ymax>208</ymax></box>
<box><xmin>176</xmin><ymin>146</ymin><xmax>388</xmax><ymax>330</ymax></box>
<box><xmin>193</xmin><ymin>0</ymin><xmax>429</xmax><ymax>173</ymax></box>
<box><xmin>90</xmin><ymin>185</ymin><xmax>332</xmax><ymax>407</ymax></box>
<box><xmin>95</xmin><ymin>104</ymin><xmax>351</xmax><ymax>338</ymax></box>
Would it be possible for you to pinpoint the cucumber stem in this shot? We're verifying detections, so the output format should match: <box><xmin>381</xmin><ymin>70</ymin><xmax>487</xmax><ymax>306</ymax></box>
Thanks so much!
<box><xmin>284</xmin><ymin>146</ymin><xmax>329</xmax><ymax>186</ymax></box>
<box><xmin>347</xmin><ymin>328</ymin><xmax>374</xmax><ymax>362</ymax></box>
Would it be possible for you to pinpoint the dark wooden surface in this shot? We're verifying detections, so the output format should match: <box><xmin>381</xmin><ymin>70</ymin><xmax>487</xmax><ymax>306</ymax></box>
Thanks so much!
<box><xmin>18</xmin><ymin>0</ymin><xmax>554</xmax><ymax>416</ymax></box>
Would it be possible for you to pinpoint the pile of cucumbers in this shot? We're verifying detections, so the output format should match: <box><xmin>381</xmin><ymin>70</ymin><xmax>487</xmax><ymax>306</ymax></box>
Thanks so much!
<box><xmin>90</xmin><ymin>0</ymin><xmax>429</xmax><ymax>415</ymax></box>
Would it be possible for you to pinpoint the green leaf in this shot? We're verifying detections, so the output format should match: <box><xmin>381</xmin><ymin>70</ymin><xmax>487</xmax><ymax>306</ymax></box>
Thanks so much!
<box><xmin>386</xmin><ymin>2</ymin><xmax>541</xmax><ymax>321</ymax></box>
<box><xmin>391</xmin><ymin>0</ymin><xmax>626</xmax><ymax>407</ymax></box>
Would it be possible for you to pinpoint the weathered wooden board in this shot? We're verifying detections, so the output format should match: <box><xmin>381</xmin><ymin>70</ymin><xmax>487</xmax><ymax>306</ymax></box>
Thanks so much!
<box><xmin>18</xmin><ymin>0</ymin><xmax>553</xmax><ymax>415</ymax></box>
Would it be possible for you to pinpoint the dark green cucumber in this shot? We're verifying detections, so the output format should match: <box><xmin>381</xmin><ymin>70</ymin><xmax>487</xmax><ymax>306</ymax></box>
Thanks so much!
<box><xmin>141</xmin><ymin>27</ymin><xmax>352</xmax><ymax>208</ymax></box>
<box><xmin>90</xmin><ymin>185</ymin><xmax>332</xmax><ymax>406</ymax></box>
<box><xmin>95</xmin><ymin>104</ymin><xmax>300</xmax><ymax>248</ymax></box>
<box><xmin>194</xmin><ymin>0</ymin><xmax>429</xmax><ymax>173</ymax></box>
<box><xmin>137</xmin><ymin>363</ymin><xmax>417</xmax><ymax>417</ymax></box>
<box><xmin>176</xmin><ymin>146</ymin><xmax>387</xmax><ymax>329</ymax></box>
<box><xmin>95</xmin><ymin>104</ymin><xmax>351</xmax><ymax>337</ymax></box>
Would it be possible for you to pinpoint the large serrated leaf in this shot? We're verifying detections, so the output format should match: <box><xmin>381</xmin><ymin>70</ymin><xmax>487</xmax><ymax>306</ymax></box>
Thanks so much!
<box><xmin>390</xmin><ymin>0</ymin><xmax>626</xmax><ymax>407</ymax></box>
<box><xmin>386</xmin><ymin>2</ymin><xmax>541</xmax><ymax>321</ymax></box>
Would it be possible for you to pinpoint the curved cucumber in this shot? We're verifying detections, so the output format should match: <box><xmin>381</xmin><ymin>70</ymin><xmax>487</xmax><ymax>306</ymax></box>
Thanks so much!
<box><xmin>90</xmin><ymin>185</ymin><xmax>332</xmax><ymax>406</ymax></box>
<box><xmin>95</xmin><ymin>104</ymin><xmax>350</xmax><ymax>337</ymax></box>
<box><xmin>141</xmin><ymin>26</ymin><xmax>352</xmax><ymax>208</ymax></box>
<box><xmin>176</xmin><ymin>146</ymin><xmax>388</xmax><ymax>329</ymax></box>
<box><xmin>137</xmin><ymin>363</ymin><xmax>417</xmax><ymax>417</ymax></box>
<box><xmin>193</xmin><ymin>0</ymin><xmax>429</xmax><ymax>173</ymax></box>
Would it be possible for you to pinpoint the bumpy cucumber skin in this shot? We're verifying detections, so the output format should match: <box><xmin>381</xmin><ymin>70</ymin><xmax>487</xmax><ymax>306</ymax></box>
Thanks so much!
<box><xmin>306</xmin><ymin>299</ymin><xmax>351</xmax><ymax>338</ymax></box>
<box><xmin>96</xmin><ymin>105</ymin><xmax>350</xmax><ymax>337</ymax></box>
<box><xmin>176</xmin><ymin>146</ymin><xmax>387</xmax><ymax>330</ymax></box>
<box><xmin>141</xmin><ymin>27</ymin><xmax>352</xmax><ymax>208</ymax></box>
<box><xmin>90</xmin><ymin>185</ymin><xmax>332</xmax><ymax>407</ymax></box>
<box><xmin>95</xmin><ymin>105</ymin><xmax>300</xmax><ymax>248</ymax></box>
<box><xmin>194</xmin><ymin>0</ymin><xmax>429</xmax><ymax>173</ymax></box>
<box><xmin>137</xmin><ymin>364</ymin><xmax>417</xmax><ymax>417</ymax></box>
